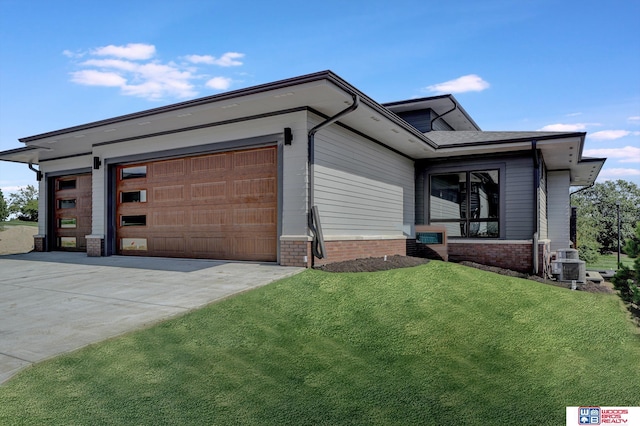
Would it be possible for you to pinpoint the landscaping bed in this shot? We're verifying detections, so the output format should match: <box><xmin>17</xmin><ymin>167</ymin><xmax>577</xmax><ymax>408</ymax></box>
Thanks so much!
<box><xmin>315</xmin><ymin>255</ymin><xmax>615</xmax><ymax>294</ymax></box>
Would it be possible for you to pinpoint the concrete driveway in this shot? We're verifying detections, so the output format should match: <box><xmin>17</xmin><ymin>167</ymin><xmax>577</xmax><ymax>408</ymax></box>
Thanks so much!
<box><xmin>0</xmin><ymin>252</ymin><xmax>303</xmax><ymax>384</ymax></box>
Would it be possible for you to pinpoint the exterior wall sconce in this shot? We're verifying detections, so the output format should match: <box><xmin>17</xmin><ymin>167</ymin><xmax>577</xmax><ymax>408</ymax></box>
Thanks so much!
<box><xmin>284</xmin><ymin>128</ymin><xmax>293</xmax><ymax>145</ymax></box>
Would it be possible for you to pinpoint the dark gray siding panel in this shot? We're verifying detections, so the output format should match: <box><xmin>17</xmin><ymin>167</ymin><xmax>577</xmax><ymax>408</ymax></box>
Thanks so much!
<box><xmin>418</xmin><ymin>154</ymin><xmax>534</xmax><ymax>240</ymax></box>
<box><xmin>397</xmin><ymin>109</ymin><xmax>434</xmax><ymax>133</ymax></box>
<box><xmin>504</xmin><ymin>157</ymin><xmax>534</xmax><ymax>239</ymax></box>
<box><xmin>431</xmin><ymin>118</ymin><xmax>454</xmax><ymax>131</ymax></box>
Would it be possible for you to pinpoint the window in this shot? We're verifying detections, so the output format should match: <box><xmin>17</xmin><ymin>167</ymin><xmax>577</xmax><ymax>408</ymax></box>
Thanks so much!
<box><xmin>59</xmin><ymin>237</ymin><xmax>77</xmax><ymax>248</ymax></box>
<box><xmin>121</xmin><ymin>215</ymin><xmax>147</xmax><ymax>226</ymax></box>
<box><xmin>58</xmin><ymin>199</ymin><xmax>76</xmax><ymax>209</ymax></box>
<box><xmin>429</xmin><ymin>170</ymin><xmax>499</xmax><ymax>238</ymax></box>
<box><xmin>121</xmin><ymin>190</ymin><xmax>147</xmax><ymax>203</ymax></box>
<box><xmin>59</xmin><ymin>218</ymin><xmax>77</xmax><ymax>228</ymax></box>
<box><xmin>58</xmin><ymin>179</ymin><xmax>76</xmax><ymax>190</ymax></box>
<box><xmin>121</xmin><ymin>238</ymin><xmax>147</xmax><ymax>251</ymax></box>
<box><xmin>121</xmin><ymin>166</ymin><xmax>147</xmax><ymax>180</ymax></box>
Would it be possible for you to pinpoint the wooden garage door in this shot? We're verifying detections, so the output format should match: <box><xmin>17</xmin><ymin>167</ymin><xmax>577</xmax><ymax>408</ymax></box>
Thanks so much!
<box><xmin>54</xmin><ymin>173</ymin><xmax>92</xmax><ymax>251</ymax></box>
<box><xmin>116</xmin><ymin>146</ymin><xmax>277</xmax><ymax>261</ymax></box>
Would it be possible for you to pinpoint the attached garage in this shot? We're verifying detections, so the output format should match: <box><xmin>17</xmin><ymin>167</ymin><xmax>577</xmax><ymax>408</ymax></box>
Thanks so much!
<box><xmin>115</xmin><ymin>146</ymin><xmax>278</xmax><ymax>261</ymax></box>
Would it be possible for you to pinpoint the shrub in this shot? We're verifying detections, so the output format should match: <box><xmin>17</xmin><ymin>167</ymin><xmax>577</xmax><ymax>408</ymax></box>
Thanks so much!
<box><xmin>611</xmin><ymin>258</ymin><xmax>640</xmax><ymax>305</ymax></box>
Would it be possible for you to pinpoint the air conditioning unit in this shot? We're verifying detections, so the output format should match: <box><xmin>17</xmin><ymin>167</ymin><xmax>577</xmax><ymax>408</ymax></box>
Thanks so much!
<box><xmin>556</xmin><ymin>248</ymin><xmax>579</xmax><ymax>260</ymax></box>
<box><xmin>552</xmin><ymin>259</ymin><xmax>586</xmax><ymax>283</ymax></box>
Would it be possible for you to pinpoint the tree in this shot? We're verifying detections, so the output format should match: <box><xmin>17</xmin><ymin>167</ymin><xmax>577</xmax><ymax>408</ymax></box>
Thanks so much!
<box><xmin>571</xmin><ymin>180</ymin><xmax>640</xmax><ymax>255</ymax></box>
<box><xmin>624</xmin><ymin>223</ymin><xmax>640</xmax><ymax>258</ymax></box>
<box><xmin>8</xmin><ymin>185</ymin><xmax>39</xmax><ymax>222</ymax></box>
<box><xmin>0</xmin><ymin>189</ymin><xmax>8</xmax><ymax>222</ymax></box>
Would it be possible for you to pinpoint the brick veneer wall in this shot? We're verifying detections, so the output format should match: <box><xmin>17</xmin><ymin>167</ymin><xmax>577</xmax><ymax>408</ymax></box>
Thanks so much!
<box><xmin>448</xmin><ymin>241</ymin><xmax>533</xmax><ymax>273</ymax></box>
<box><xmin>280</xmin><ymin>238</ymin><xmax>408</xmax><ymax>267</ymax></box>
<box><xmin>280</xmin><ymin>240</ymin><xmax>312</xmax><ymax>267</ymax></box>
<box><xmin>314</xmin><ymin>239</ymin><xmax>407</xmax><ymax>266</ymax></box>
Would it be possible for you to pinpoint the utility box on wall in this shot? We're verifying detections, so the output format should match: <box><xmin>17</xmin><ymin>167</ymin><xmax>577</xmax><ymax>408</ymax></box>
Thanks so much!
<box><xmin>415</xmin><ymin>225</ymin><xmax>448</xmax><ymax>261</ymax></box>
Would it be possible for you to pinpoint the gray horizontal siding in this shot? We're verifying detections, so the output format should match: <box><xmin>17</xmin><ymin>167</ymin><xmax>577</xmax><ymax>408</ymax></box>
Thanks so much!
<box><xmin>314</xmin><ymin>124</ymin><xmax>414</xmax><ymax>237</ymax></box>
<box><xmin>504</xmin><ymin>157</ymin><xmax>534</xmax><ymax>239</ymax></box>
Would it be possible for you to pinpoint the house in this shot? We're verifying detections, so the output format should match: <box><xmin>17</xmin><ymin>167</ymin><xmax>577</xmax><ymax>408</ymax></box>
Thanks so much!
<box><xmin>0</xmin><ymin>70</ymin><xmax>605</xmax><ymax>273</ymax></box>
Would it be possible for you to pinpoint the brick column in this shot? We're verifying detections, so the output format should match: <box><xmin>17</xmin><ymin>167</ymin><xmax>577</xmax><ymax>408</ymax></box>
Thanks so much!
<box><xmin>86</xmin><ymin>235</ymin><xmax>104</xmax><ymax>257</ymax></box>
<box><xmin>33</xmin><ymin>235</ymin><xmax>46</xmax><ymax>252</ymax></box>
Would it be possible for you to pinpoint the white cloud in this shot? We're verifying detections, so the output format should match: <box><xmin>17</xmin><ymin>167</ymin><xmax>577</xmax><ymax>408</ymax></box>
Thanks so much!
<box><xmin>566</xmin><ymin>112</ymin><xmax>582</xmax><ymax>117</ymax></box>
<box><xmin>70</xmin><ymin>70</ymin><xmax>127</xmax><ymax>87</ymax></box>
<box><xmin>67</xmin><ymin>44</ymin><xmax>245</xmax><ymax>100</ymax></box>
<box><xmin>206</xmin><ymin>76</ymin><xmax>233</xmax><ymax>90</ymax></box>
<box><xmin>597</xmin><ymin>168</ymin><xmax>640</xmax><ymax>181</ymax></box>
<box><xmin>81</xmin><ymin>59</ymin><xmax>138</xmax><ymax>72</ymax></box>
<box><xmin>213</xmin><ymin>52</ymin><xmax>244</xmax><ymax>67</ymax></box>
<box><xmin>185</xmin><ymin>54</ymin><xmax>215</xmax><ymax>64</ymax></box>
<box><xmin>425</xmin><ymin>74</ymin><xmax>490</xmax><ymax>94</ymax></box>
<box><xmin>92</xmin><ymin>43</ymin><xmax>156</xmax><ymax>60</ymax></box>
<box><xmin>583</xmin><ymin>146</ymin><xmax>640</xmax><ymax>163</ymax></box>
<box><xmin>588</xmin><ymin>130</ymin><xmax>630</xmax><ymax>140</ymax></box>
<box><xmin>629</xmin><ymin>116</ymin><xmax>640</xmax><ymax>122</ymax></box>
<box><xmin>538</xmin><ymin>123</ymin><xmax>589</xmax><ymax>132</ymax></box>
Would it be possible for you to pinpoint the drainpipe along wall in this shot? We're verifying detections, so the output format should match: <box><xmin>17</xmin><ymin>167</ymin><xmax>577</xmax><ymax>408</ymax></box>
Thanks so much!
<box><xmin>532</xmin><ymin>140</ymin><xmax>540</xmax><ymax>275</ymax></box>
<box><xmin>307</xmin><ymin>93</ymin><xmax>360</xmax><ymax>265</ymax></box>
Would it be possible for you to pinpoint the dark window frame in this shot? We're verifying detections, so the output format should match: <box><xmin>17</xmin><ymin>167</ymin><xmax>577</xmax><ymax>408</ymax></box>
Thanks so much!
<box><xmin>428</xmin><ymin>169</ymin><xmax>500</xmax><ymax>238</ymax></box>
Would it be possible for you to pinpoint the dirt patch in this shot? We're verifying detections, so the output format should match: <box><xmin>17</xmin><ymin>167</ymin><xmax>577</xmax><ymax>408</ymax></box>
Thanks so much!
<box><xmin>314</xmin><ymin>255</ymin><xmax>430</xmax><ymax>273</ymax></box>
<box><xmin>314</xmin><ymin>255</ymin><xmax>615</xmax><ymax>295</ymax></box>
<box><xmin>0</xmin><ymin>225</ymin><xmax>37</xmax><ymax>255</ymax></box>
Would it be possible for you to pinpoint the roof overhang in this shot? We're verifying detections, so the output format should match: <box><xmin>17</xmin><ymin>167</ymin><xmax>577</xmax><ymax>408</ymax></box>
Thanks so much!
<box><xmin>426</xmin><ymin>130</ymin><xmax>605</xmax><ymax>186</ymax></box>
<box><xmin>0</xmin><ymin>70</ymin><xmax>606</xmax><ymax>186</ymax></box>
<box><xmin>383</xmin><ymin>95</ymin><xmax>481</xmax><ymax>131</ymax></box>
<box><xmin>1</xmin><ymin>71</ymin><xmax>440</xmax><ymax>165</ymax></box>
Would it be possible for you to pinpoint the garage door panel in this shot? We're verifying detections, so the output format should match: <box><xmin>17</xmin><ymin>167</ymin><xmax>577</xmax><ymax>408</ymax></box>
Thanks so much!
<box><xmin>151</xmin><ymin>236</ymin><xmax>186</xmax><ymax>254</ymax></box>
<box><xmin>190</xmin><ymin>182</ymin><xmax>227</xmax><ymax>201</ymax></box>
<box><xmin>152</xmin><ymin>210</ymin><xmax>186</xmax><ymax>227</ymax></box>
<box><xmin>116</xmin><ymin>146</ymin><xmax>277</xmax><ymax>261</ymax></box>
<box><xmin>153</xmin><ymin>185</ymin><xmax>185</xmax><ymax>203</ymax></box>
<box><xmin>233</xmin><ymin>207</ymin><xmax>277</xmax><ymax>226</ymax></box>
<box><xmin>191</xmin><ymin>208</ymin><xmax>229</xmax><ymax>227</ymax></box>
<box><xmin>191</xmin><ymin>153</ymin><xmax>229</xmax><ymax>173</ymax></box>
<box><xmin>151</xmin><ymin>158</ymin><xmax>186</xmax><ymax>178</ymax></box>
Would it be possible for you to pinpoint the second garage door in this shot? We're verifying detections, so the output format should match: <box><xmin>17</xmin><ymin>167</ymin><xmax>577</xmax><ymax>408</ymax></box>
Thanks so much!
<box><xmin>116</xmin><ymin>146</ymin><xmax>277</xmax><ymax>261</ymax></box>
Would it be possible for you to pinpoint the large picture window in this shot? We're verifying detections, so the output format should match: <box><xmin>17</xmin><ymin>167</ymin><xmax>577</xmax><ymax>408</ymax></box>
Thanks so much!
<box><xmin>429</xmin><ymin>170</ymin><xmax>499</xmax><ymax>238</ymax></box>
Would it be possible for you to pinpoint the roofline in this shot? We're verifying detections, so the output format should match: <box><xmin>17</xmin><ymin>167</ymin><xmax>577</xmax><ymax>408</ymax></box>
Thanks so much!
<box><xmin>382</xmin><ymin>94</ymin><xmax>481</xmax><ymax>131</ymax></box>
<box><xmin>19</xmin><ymin>70</ymin><xmax>437</xmax><ymax>149</ymax></box>
<box><xmin>435</xmin><ymin>131</ymin><xmax>587</xmax><ymax>149</ymax></box>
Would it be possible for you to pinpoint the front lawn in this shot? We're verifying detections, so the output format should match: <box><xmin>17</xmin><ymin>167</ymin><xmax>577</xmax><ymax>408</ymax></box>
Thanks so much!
<box><xmin>587</xmin><ymin>253</ymin><xmax>635</xmax><ymax>270</ymax></box>
<box><xmin>1</xmin><ymin>261</ymin><xmax>639</xmax><ymax>425</ymax></box>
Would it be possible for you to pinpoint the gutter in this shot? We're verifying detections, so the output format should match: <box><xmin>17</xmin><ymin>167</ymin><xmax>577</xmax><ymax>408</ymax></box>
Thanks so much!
<box><xmin>307</xmin><ymin>92</ymin><xmax>360</xmax><ymax>264</ymax></box>
<box><xmin>28</xmin><ymin>162</ymin><xmax>42</xmax><ymax>181</ymax></box>
<box><xmin>430</xmin><ymin>96</ymin><xmax>458</xmax><ymax>130</ymax></box>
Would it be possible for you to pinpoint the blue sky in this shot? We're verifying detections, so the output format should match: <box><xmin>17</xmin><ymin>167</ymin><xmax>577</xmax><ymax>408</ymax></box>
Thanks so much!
<box><xmin>1</xmin><ymin>0</ymin><xmax>639</xmax><ymax>195</ymax></box>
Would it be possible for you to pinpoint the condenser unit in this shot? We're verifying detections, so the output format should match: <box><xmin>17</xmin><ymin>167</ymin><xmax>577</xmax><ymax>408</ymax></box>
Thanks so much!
<box><xmin>552</xmin><ymin>258</ymin><xmax>586</xmax><ymax>283</ymax></box>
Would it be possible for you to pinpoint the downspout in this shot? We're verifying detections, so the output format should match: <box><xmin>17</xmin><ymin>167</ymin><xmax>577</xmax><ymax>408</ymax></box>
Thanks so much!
<box><xmin>430</xmin><ymin>97</ymin><xmax>457</xmax><ymax>130</ymax></box>
<box><xmin>532</xmin><ymin>141</ymin><xmax>540</xmax><ymax>275</ymax></box>
<box><xmin>307</xmin><ymin>92</ymin><xmax>360</xmax><ymax>264</ymax></box>
<box><xmin>28</xmin><ymin>162</ymin><xmax>42</xmax><ymax>181</ymax></box>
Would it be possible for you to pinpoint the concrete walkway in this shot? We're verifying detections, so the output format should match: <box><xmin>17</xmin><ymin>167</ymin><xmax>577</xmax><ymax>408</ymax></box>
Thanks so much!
<box><xmin>0</xmin><ymin>252</ymin><xmax>303</xmax><ymax>384</ymax></box>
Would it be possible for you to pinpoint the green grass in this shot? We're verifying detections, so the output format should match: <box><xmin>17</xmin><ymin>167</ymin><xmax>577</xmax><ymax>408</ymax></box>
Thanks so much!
<box><xmin>587</xmin><ymin>253</ymin><xmax>635</xmax><ymax>270</ymax></box>
<box><xmin>0</xmin><ymin>219</ymin><xmax>38</xmax><ymax>227</ymax></box>
<box><xmin>1</xmin><ymin>262</ymin><xmax>639</xmax><ymax>425</ymax></box>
